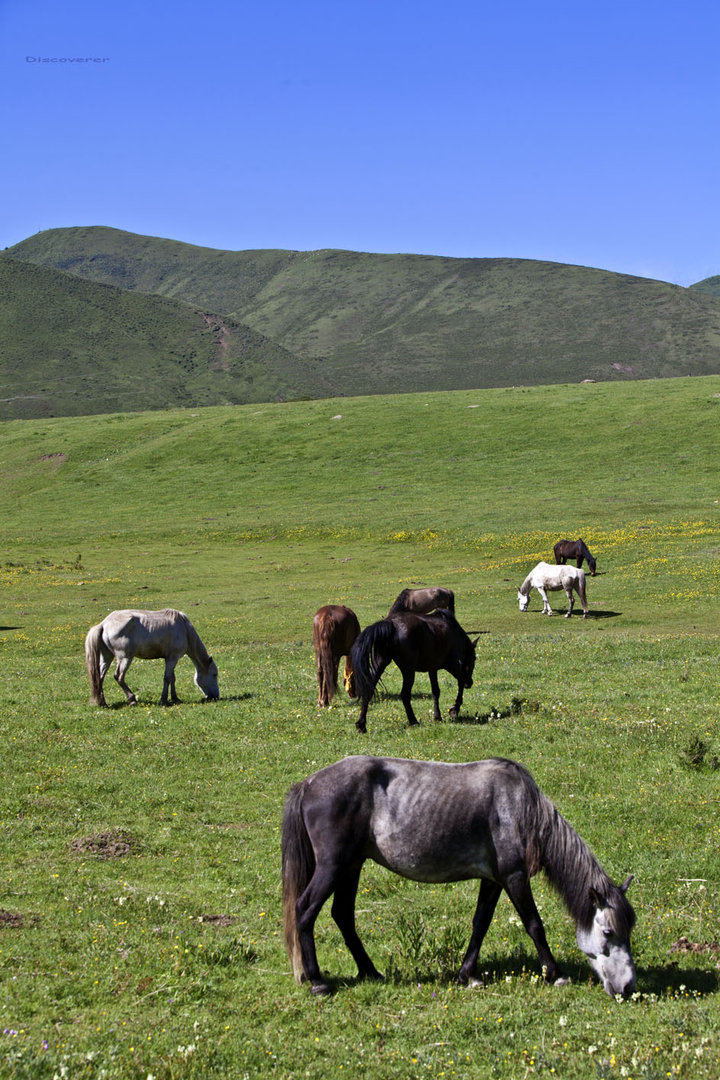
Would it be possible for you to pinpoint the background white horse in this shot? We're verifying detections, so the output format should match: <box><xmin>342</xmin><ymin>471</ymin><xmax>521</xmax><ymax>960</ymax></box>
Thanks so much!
<box><xmin>85</xmin><ymin>608</ymin><xmax>219</xmax><ymax>706</ymax></box>
<box><xmin>518</xmin><ymin>562</ymin><xmax>589</xmax><ymax>618</ymax></box>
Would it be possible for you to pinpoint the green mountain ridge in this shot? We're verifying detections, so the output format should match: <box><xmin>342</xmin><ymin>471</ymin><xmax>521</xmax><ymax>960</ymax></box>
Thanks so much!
<box><xmin>0</xmin><ymin>257</ymin><xmax>330</xmax><ymax>420</ymax></box>
<box><xmin>4</xmin><ymin>225</ymin><xmax>720</xmax><ymax>418</ymax></box>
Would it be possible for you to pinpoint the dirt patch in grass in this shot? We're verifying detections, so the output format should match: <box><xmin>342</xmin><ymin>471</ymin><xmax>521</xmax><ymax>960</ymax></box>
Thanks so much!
<box><xmin>669</xmin><ymin>936</ymin><xmax>720</xmax><ymax>955</ymax></box>
<box><xmin>70</xmin><ymin>828</ymin><xmax>140</xmax><ymax>859</ymax></box>
<box><xmin>0</xmin><ymin>909</ymin><xmax>31</xmax><ymax>928</ymax></box>
<box><xmin>197</xmin><ymin>914</ymin><xmax>238</xmax><ymax>927</ymax></box>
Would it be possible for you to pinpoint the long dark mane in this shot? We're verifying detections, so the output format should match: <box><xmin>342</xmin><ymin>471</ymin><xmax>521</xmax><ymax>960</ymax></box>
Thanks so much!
<box><xmin>523</xmin><ymin>769</ymin><xmax>635</xmax><ymax>935</ymax></box>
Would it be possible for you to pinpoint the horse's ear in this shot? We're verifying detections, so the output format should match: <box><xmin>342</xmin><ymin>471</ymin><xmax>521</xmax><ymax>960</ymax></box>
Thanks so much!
<box><xmin>620</xmin><ymin>875</ymin><xmax>634</xmax><ymax>893</ymax></box>
<box><xmin>471</xmin><ymin>635</ymin><xmax>481</xmax><ymax>649</ymax></box>
<box><xmin>589</xmin><ymin>886</ymin><xmax>603</xmax><ymax>907</ymax></box>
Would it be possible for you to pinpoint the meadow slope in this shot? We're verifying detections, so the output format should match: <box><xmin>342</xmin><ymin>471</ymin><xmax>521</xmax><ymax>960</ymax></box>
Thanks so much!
<box><xmin>0</xmin><ymin>378</ymin><xmax>719</xmax><ymax>1079</ymax></box>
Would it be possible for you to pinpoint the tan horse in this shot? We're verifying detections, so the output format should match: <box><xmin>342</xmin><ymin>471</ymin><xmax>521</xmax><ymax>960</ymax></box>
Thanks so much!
<box><xmin>85</xmin><ymin>609</ymin><xmax>219</xmax><ymax>706</ymax></box>
<box><xmin>387</xmin><ymin>586</ymin><xmax>455</xmax><ymax>617</ymax></box>
<box><xmin>312</xmin><ymin>605</ymin><xmax>361</xmax><ymax>706</ymax></box>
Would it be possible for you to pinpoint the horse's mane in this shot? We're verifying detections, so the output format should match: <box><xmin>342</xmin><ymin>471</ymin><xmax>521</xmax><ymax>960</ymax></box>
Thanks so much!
<box><xmin>179</xmin><ymin>613</ymin><xmax>212</xmax><ymax>665</ymax></box>
<box><xmin>522</xmin><ymin>772</ymin><xmax>635</xmax><ymax>935</ymax></box>
<box><xmin>387</xmin><ymin>589</ymin><xmax>412</xmax><ymax>616</ymax></box>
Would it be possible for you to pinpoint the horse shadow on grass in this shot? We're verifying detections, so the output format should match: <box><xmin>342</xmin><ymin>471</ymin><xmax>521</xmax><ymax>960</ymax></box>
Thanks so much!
<box><xmin>103</xmin><ymin>691</ymin><xmax>253</xmax><ymax>709</ymax></box>
<box><xmin>307</xmin><ymin>953</ymin><xmax>720</xmax><ymax>998</ymax></box>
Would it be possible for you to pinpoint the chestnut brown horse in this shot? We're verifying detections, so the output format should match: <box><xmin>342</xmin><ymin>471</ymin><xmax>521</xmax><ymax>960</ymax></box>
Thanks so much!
<box><xmin>313</xmin><ymin>605</ymin><xmax>361</xmax><ymax>706</ymax></box>
<box><xmin>553</xmin><ymin>538</ymin><xmax>596</xmax><ymax>576</ymax></box>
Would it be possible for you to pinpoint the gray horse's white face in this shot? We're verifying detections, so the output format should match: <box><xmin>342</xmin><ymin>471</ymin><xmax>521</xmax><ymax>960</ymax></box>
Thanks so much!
<box><xmin>517</xmin><ymin>589</ymin><xmax>529</xmax><ymax>612</ymax></box>
<box><xmin>576</xmin><ymin>898</ymin><xmax>636</xmax><ymax>998</ymax></box>
<box><xmin>195</xmin><ymin>658</ymin><xmax>220</xmax><ymax>700</ymax></box>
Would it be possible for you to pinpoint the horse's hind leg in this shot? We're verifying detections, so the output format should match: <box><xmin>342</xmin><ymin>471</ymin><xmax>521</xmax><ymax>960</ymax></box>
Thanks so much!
<box><xmin>503</xmin><ymin>872</ymin><xmax>566</xmax><ymax>985</ymax></box>
<box><xmin>564</xmin><ymin>587</ymin><xmax>575</xmax><ymax>618</ymax></box>
<box><xmin>331</xmin><ymin>864</ymin><xmax>382</xmax><ymax>982</ymax></box>
<box><xmin>400</xmin><ymin>668</ymin><xmax>420</xmax><ymax>726</ymax></box>
<box><xmin>296</xmin><ymin>865</ymin><xmax>341</xmax><ymax>995</ymax></box>
<box><xmin>458</xmin><ymin>879</ymin><xmax>502</xmax><ymax>986</ymax></box>
<box><xmin>113</xmin><ymin>657</ymin><xmax>138</xmax><ymax>705</ymax></box>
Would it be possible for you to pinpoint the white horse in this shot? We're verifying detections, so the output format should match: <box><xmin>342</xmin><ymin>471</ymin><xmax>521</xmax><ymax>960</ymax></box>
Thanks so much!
<box><xmin>517</xmin><ymin>562</ymin><xmax>589</xmax><ymax>618</ymax></box>
<box><xmin>85</xmin><ymin>609</ymin><xmax>219</xmax><ymax>706</ymax></box>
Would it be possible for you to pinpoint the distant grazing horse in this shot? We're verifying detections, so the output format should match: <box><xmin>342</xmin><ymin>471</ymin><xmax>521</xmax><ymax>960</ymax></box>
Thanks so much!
<box><xmin>518</xmin><ymin>562</ymin><xmax>589</xmax><ymax>618</ymax></box>
<box><xmin>85</xmin><ymin>609</ymin><xmax>219</xmax><ymax>706</ymax></box>
<box><xmin>554</xmin><ymin>538</ymin><xmax>596</xmax><ymax>576</ymax></box>
<box><xmin>387</xmin><ymin>586</ymin><xmax>455</xmax><ymax>617</ymax></box>
<box><xmin>351</xmin><ymin>609</ymin><xmax>478</xmax><ymax>731</ymax></box>
<box><xmin>282</xmin><ymin>755</ymin><xmax>636</xmax><ymax>997</ymax></box>
<box><xmin>313</xmin><ymin>605</ymin><xmax>361</xmax><ymax>706</ymax></box>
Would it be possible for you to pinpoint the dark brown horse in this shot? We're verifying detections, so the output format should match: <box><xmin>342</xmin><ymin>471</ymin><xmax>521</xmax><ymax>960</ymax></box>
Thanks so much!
<box><xmin>282</xmin><ymin>755</ymin><xmax>636</xmax><ymax>997</ymax></box>
<box><xmin>313</xmin><ymin>605</ymin><xmax>361</xmax><ymax>706</ymax></box>
<box><xmin>387</xmin><ymin>586</ymin><xmax>455</xmax><ymax>617</ymax></box>
<box><xmin>351</xmin><ymin>609</ymin><xmax>477</xmax><ymax>731</ymax></box>
<box><xmin>553</xmin><ymin>538</ymin><xmax>596</xmax><ymax>575</ymax></box>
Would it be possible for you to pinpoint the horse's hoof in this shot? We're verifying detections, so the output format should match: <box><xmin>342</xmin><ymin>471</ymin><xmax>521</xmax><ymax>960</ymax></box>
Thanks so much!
<box><xmin>448</xmin><ymin>707</ymin><xmax>458</xmax><ymax>719</ymax></box>
<box><xmin>311</xmin><ymin>982</ymin><xmax>331</xmax><ymax>997</ymax></box>
<box><xmin>355</xmin><ymin>721</ymin><xmax>367</xmax><ymax>733</ymax></box>
<box><xmin>553</xmin><ymin>976</ymin><xmax>570</xmax><ymax>987</ymax></box>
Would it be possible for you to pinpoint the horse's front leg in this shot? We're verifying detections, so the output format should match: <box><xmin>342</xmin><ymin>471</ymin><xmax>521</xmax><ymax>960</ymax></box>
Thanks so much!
<box><xmin>537</xmin><ymin>587</ymin><xmax>553</xmax><ymax>615</ymax></box>
<box><xmin>503</xmin><ymin>872</ymin><xmax>567</xmax><ymax>985</ymax></box>
<box><xmin>458</xmin><ymin>879</ymin><xmax>502</xmax><ymax>986</ymax></box>
<box><xmin>447</xmin><ymin>672</ymin><xmax>465</xmax><ymax>720</ymax></box>
<box><xmin>428</xmin><ymin>670</ymin><xmax>443</xmax><ymax>721</ymax></box>
<box><xmin>400</xmin><ymin>668</ymin><xmax>420</xmax><ymax>726</ymax></box>
<box><xmin>161</xmin><ymin>658</ymin><xmax>180</xmax><ymax>705</ymax></box>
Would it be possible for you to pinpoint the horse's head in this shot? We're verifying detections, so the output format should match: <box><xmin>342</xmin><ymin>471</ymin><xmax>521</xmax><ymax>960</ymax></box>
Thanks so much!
<box><xmin>517</xmin><ymin>589</ymin><xmax>529</xmax><ymax>612</ymax></box>
<box><xmin>576</xmin><ymin>877</ymin><xmax>636</xmax><ymax>998</ymax></box>
<box><xmin>459</xmin><ymin>635</ymin><xmax>480</xmax><ymax>688</ymax></box>
<box><xmin>588</xmin><ymin>558</ymin><xmax>597</xmax><ymax>576</ymax></box>
<box><xmin>195</xmin><ymin>657</ymin><xmax>220</xmax><ymax>700</ymax></box>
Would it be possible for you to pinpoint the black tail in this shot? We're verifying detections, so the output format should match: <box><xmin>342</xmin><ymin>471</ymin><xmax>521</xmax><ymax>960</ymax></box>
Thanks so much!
<box><xmin>351</xmin><ymin>619</ymin><xmax>396</xmax><ymax>704</ymax></box>
<box><xmin>282</xmin><ymin>782</ymin><xmax>315</xmax><ymax>982</ymax></box>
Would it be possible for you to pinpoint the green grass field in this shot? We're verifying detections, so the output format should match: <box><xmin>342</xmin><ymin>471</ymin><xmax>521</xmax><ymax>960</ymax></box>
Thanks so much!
<box><xmin>1</xmin><ymin>377</ymin><xmax>719</xmax><ymax>1078</ymax></box>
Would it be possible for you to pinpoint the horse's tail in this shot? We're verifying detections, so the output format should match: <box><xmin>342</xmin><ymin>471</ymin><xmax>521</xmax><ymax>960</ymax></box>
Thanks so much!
<box><xmin>313</xmin><ymin>615</ymin><xmax>338</xmax><ymax>705</ymax></box>
<box><xmin>351</xmin><ymin>619</ymin><xmax>395</xmax><ymax>704</ymax></box>
<box><xmin>282</xmin><ymin>781</ymin><xmax>314</xmax><ymax>982</ymax></box>
<box><xmin>577</xmin><ymin>569</ymin><xmax>589</xmax><ymax>612</ymax></box>
<box><xmin>84</xmin><ymin>622</ymin><xmax>105</xmax><ymax>705</ymax></box>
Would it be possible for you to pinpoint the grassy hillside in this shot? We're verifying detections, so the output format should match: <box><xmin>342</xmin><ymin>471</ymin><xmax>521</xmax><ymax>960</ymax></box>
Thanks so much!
<box><xmin>7</xmin><ymin>226</ymin><xmax>720</xmax><ymax>405</ymax></box>
<box><xmin>691</xmin><ymin>275</ymin><xmax>720</xmax><ymax>297</ymax></box>
<box><xmin>0</xmin><ymin>259</ymin><xmax>330</xmax><ymax>420</ymax></box>
<box><xmin>1</xmin><ymin>378</ymin><xmax>720</xmax><ymax>1078</ymax></box>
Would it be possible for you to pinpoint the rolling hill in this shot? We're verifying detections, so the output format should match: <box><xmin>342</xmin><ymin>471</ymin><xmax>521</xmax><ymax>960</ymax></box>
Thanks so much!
<box><xmin>0</xmin><ymin>258</ymin><xmax>330</xmax><ymax>420</ymax></box>
<box><xmin>4</xmin><ymin>225</ymin><xmax>720</xmax><ymax>417</ymax></box>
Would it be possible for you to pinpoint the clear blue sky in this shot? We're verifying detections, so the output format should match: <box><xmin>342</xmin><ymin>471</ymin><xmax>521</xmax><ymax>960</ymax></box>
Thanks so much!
<box><xmin>2</xmin><ymin>0</ymin><xmax>718</xmax><ymax>285</ymax></box>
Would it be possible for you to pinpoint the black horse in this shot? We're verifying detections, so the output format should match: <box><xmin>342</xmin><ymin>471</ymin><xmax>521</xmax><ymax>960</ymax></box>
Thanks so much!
<box><xmin>553</xmin><ymin>538</ymin><xmax>596</xmax><ymax>576</ymax></box>
<box><xmin>351</xmin><ymin>609</ymin><xmax>478</xmax><ymax>731</ymax></box>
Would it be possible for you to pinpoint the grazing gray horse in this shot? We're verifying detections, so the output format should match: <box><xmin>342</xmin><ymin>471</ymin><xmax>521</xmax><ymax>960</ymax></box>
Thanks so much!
<box><xmin>282</xmin><ymin>755</ymin><xmax>636</xmax><ymax>997</ymax></box>
<box><xmin>85</xmin><ymin>608</ymin><xmax>219</xmax><ymax>706</ymax></box>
